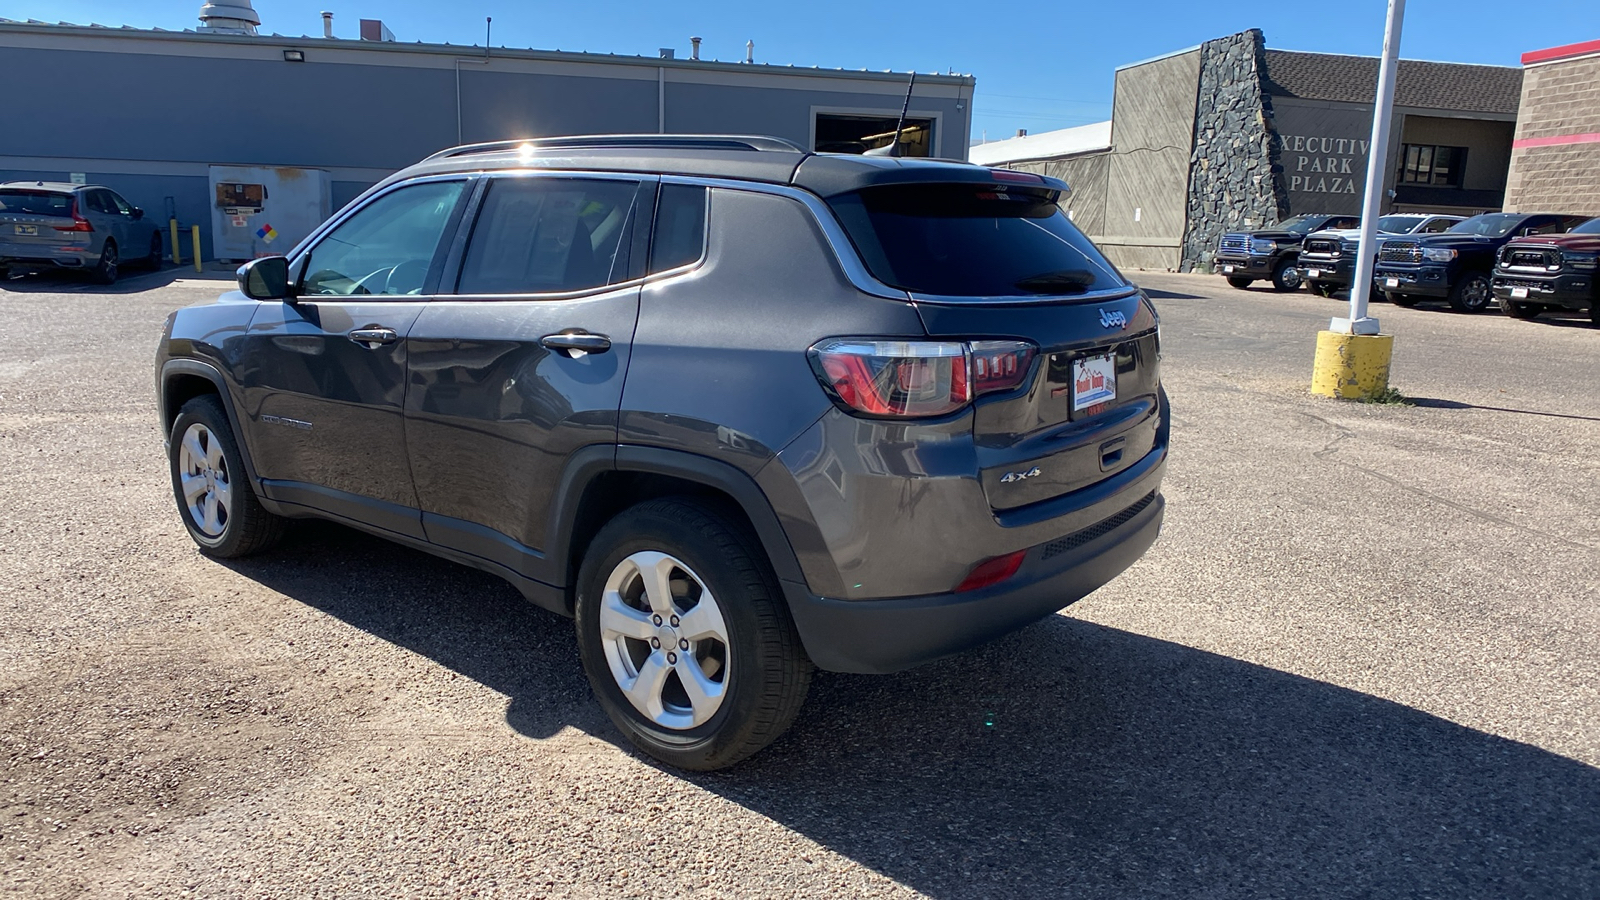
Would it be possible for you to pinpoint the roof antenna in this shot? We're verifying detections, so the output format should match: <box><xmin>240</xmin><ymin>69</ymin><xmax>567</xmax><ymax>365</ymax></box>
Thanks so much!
<box><xmin>865</xmin><ymin>72</ymin><xmax>915</xmax><ymax>157</ymax></box>
<box><xmin>485</xmin><ymin>17</ymin><xmax>491</xmax><ymax>58</ymax></box>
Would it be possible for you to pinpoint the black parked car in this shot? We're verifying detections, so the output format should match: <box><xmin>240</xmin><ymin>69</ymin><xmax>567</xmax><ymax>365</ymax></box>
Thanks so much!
<box><xmin>1295</xmin><ymin>214</ymin><xmax>1463</xmax><ymax>297</ymax></box>
<box><xmin>155</xmin><ymin>135</ymin><xmax>1169</xmax><ymax>770</ymax></box>
<box><xmin>1214</xmin><ymin>214</ymin><xmax>1359</xmax><ymax>292</ymax></box>
<box><xmin>1374</xmin><ymin>212</ymin><xmax>1588</xmax><ymax>312</ymax></box>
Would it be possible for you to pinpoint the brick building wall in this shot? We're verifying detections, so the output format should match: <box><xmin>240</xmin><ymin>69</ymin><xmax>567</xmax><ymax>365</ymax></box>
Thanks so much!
<box><xmin>1503</xmin><ymin>42</ymin><xmax>1600</xmax><ymax>216</ymax></box>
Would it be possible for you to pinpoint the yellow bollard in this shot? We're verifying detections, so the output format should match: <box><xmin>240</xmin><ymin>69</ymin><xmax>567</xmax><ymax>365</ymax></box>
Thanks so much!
<box><xmin>169</xmin><ymin>218</ymin><xmax>181</xmax><ymax>265</ymax></box>
<box><xmin>1311</xmin><ymin>331</ymin><xmax>1394</xmax><ymax>400</ymax></box>
<box><xmin>191</xmin><ymin>225</ymin><xmax>202</xmax><ymax>273</ymax></box>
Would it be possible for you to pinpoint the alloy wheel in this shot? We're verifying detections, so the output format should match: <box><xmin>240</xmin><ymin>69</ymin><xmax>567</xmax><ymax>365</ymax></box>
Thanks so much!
<box><xmin>177</xmin><ymin>422</ymin><xmax>232</xmax><ymax>537</ymax></box>
<box><xmin>598</xmin><ymin>551</ymin><xmax>730</xmax><ymax>730</ymax></box>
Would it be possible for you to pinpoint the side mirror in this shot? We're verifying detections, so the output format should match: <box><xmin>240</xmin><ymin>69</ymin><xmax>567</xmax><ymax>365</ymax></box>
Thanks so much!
<box><xmin>238</xmin><ymin>256</ymin><xmax>291</xmax><ymax>300</ymax></box>
<box><xmin>131</xmin><ymin>207</ymin><xmax>144</xmax><ymax>220</ymax></box>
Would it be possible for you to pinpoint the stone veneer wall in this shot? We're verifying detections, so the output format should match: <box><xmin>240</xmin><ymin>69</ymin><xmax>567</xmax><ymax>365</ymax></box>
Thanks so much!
<box><xmin>1180</xmin><ymin>30</ymin><xmax>1290</xmax><ymax>271</ymax></box>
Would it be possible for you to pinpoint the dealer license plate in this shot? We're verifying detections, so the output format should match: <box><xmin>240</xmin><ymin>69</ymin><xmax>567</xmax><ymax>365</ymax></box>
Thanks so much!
<box><xmin>1511</xmin><ymin>287</ymin><xmax>1529</xmax><ymax>299</ymax></box>
<box><xmin>1221</xmin><ymin>265</ymin><xmax>1235</xmax><ymax>274</ymax></box>
<box><xmin>1384</xmin><ymin>277</ymin><xmax>1400</xmax><ymax>289</ymax></box>
<box><xmin>1072</xmin><ymin>353</ymin><xmax>1117</xmax><ymax>412</ymax></box>
<box><xmin>1307</xmin><ymin>269</ymin><xmax>1321</xmax><ymax>278</ymax></box>
<box><xmin>14</xmin><ymin>224</ymin><xmax>37</xmax><ymax>236</ymax></box>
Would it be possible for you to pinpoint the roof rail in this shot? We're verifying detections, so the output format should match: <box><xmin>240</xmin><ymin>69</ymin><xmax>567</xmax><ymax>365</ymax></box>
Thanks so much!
<box><xmin>424</xmin><ymin>134</ymin><xmax>805</xmax><ymax>162</ymax></box>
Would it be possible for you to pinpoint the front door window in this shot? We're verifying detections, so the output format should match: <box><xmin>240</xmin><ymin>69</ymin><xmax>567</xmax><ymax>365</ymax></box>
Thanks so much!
<box><xmin>300</xmin><ymin>180</ymin><xmax>466</xmax><ymax>297</ymax></box>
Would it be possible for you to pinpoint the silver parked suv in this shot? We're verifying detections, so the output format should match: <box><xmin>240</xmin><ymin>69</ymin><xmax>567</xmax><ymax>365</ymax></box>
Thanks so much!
<box><xmin>0</xmin><ymin>181</ymin><xmax>163</xmax><ymax>283</ymax></box>
<box><xmin>154</xmin><ymin>135</ymin><xmax>1169</xmax><ymax>769</ymax></box>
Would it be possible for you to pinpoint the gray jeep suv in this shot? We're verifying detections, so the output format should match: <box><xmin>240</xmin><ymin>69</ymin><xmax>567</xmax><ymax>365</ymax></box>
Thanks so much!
<box><xmin>155</xmin><ymin>135</ymin><xmax>1169</xmax><ymax>769</ymax></box>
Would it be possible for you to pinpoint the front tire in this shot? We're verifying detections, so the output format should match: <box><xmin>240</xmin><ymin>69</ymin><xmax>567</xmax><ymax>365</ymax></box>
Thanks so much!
<box><xmin>1271</xmin><ymin>259</ymin><xmax>1302</xmax><ymax>292</ymax></box>
<box><xmin>1226</xmin><ymin>276</ymin><xmax>1254</xmax><ymax>289</ymax></box>
<box><xmin>168</xmin><ymin>395</ymin><xmax>284</xmax><ymax>558</ymax></box>
<box><xmin>1448</xmin><ymin>272</ymin><xmax>1492</xmax><ymax>313</ymax></box>
<box><xmin>93</xmin><ymin>240</ymin><xmax>118</xmax><ymax>285</ymax></box>
<box><xmin>575</xmin><ymin>497</ymin><xmax>812</xmax><ymax>771</ymax></box>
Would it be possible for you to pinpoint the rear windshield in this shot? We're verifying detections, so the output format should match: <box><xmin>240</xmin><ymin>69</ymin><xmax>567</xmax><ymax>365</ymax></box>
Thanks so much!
<box><xmin>0</xmin><ymin>190</ymin><xmax>72</xmax><ymax>216</ymax></box>
<box><xmin>827</xmin><ymin>184</ymin><xmax>1126</xmax><ymax>297</ymax></box>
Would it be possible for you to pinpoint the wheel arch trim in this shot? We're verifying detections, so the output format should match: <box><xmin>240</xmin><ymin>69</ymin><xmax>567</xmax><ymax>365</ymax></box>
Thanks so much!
<box><xmin>159</xmin><ymin>358</ymin><xmax>264</xmax><ymax>492</ymax></box>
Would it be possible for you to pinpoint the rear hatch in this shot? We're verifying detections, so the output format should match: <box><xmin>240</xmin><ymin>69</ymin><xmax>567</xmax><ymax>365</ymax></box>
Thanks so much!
<box><xmin>822</xmin><ymin>178</ymin><xmax>1162</xmax><ymax>512</ymax></box>
<box><xmin>0</xmin><ymin>189</ymin><xmax>81</xmax><ymax>253</ymax></box>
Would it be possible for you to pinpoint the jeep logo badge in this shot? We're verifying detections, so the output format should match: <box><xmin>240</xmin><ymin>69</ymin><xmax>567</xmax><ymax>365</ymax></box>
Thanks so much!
<box><xmin>1099</xmin><ymin>309</ymin><xmax>1128</xmax><ymax>330</ymax></box>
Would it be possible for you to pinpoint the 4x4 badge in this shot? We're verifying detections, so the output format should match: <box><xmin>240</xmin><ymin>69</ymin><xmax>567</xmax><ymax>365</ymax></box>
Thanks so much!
<box><xmin>1099</xmin><ymin>309</ymin><xmax>1128</xmax><ymax>329</ymax></box>
<box><xmin>1000</xmin><ymin>466</ymin><xmax>1041</xmax><ymax>484</ymax></box>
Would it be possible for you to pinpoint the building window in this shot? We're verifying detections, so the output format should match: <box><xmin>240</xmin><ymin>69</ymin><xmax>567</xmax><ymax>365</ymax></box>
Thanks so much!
<box><xmin>1399</xmin><ymin>144</ymin><xmax>1467</xmax><ymax>187</ymax></box>
<box><xmin>815</xmin><ymin>114</ymin><xmax>934</xmax><ymax>157</ymax></box>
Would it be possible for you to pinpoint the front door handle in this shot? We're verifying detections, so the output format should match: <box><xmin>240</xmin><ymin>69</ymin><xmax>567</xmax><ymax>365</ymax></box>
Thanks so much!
<box><xmin>348</xmin><ymin>326</ymin><xmax>398</xmax><ymax>349</ymax></box>
<box><xmin>540</xmin><ymin>329</ymin><xmax>612</xmax><ymax>357</ymax></box>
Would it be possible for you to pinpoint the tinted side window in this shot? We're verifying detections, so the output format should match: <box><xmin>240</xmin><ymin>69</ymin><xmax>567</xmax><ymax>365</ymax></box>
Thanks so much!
<box><xmin>456</xmin><ymin>177</ymin><xmax>638</xmax><ymax>295</ymax></box>
<box><xmin>1330</xmin><ymin>217</ymin><xmax>1360</xmax><ymax>230</ymax></box>
<box><xmin>83</xmin><ymin>191</ymin><xmax>111</xmax><ymax>214</ymax></box>
<box><xmin>649</xmin><ymin>184</ymin><xmax>707</xmax><ymax>273</ymax></box>
<box><xmin>1524</xmin><ymin>218</ymin><xmax>1567</xmax><ymax>237</ymax></box>
<box><xmin>1421</xmin><ymin>218</ymin><xmax>1453</xmax><ymax>233</ymax></box>
<box><xmin>106</xmin><ymin>192</ymin><xmax>133</xmax><ymax>216</ymax></box>
<box><xmin>301</xmin><ymin>180</ymin><xmax>465</xmax><ymax>297</ymax></box>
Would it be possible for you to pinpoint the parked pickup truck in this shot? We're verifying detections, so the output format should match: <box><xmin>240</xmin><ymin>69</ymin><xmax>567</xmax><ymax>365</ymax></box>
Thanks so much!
<box><xmin>1214</xmin><ymin>214</ymin><xmax>1359</xmax><ymax>292</ymax></box>
<box><xmin>1373</xmin><ymin>212</ymin><xmax>1588</xmax><ymax>312</ymax></box>
<box><xmin>1492</xmin><ymin>216</ymin><xmax>1600</xmax><ymax>324</ymax></box>
<box><xmin>1296</xmin><ymin>213</ymin><xmax>1463</xmax><ymax>297</ymax></box>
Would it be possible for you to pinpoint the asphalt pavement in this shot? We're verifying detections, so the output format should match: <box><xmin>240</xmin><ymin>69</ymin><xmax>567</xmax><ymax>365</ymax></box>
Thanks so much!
<box><xmin>1</xmin><ymin>265</ymin><xmax>1596</xmax><ymax>898</ymax></box>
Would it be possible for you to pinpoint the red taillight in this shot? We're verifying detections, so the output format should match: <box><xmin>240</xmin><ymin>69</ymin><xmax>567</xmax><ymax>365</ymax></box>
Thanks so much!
<box><xmin>969</xmin><ymin>340</ymin><xmax>1037</xmax><ymax>396</ymax></box>
<box><xmin>989</xmin><ymin>168</ymin><xmax>1044</xmax><ymax>184</ymax></box>
<box><xmin>955</xmin><ymin>550</ymin><xmax>1027</xmax><ymax>593</ymax></box>
<box><xmin>809</xmin><ymin>338</ymin><xmax>1035</xmax><ymax>419</ymax></box>
<box><xmin>52</xmin><ymin>199</ymin><xmax>93</xmax><ymax>233</ymax></box>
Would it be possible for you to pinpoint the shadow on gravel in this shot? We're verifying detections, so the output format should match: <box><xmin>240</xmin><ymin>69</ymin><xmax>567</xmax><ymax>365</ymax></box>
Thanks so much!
<box><xmin>0</xmin><ymin>264</ymin><xmax>229</xmax><ymax>295</ymax></box>
<box><xmin>1138</xmin><ymin>288</ymin><xmax>1206</xmax><ymax>300</ymax></box>
<box><xmin>226</xmin><ymin>520</ymin><xmax>1600</xmax><ymax>899</ymax></box>
<box><xmin>1409</xmin><ymin>397</ymin><xmax>1600</xmax><ymax>423</ymax></box>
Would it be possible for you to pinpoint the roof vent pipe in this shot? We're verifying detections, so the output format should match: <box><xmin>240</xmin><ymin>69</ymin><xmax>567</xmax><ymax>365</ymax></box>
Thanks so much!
<box><xmin>690</xmin><ymin>36</ymin><xmax>702</xmax><ymax>60</ymax></box>
<box><xmin>1016</xmin><ymin>129</ymin><xmax>1027</xmax><ymax>138</ymax></box>
<box><xmin>197</xmin><ymin>0</ymin><xmax>261</xmax><ymax>34</ymax></box>
<box><xmin>745</xmin><ymin>40</ymin><xmax>755</xmax><ymax>64</ymax></box>
<box><xmin>321</xmin><ymin>11</ymin><xmax>333</xmax><ymax>38</ymax></box>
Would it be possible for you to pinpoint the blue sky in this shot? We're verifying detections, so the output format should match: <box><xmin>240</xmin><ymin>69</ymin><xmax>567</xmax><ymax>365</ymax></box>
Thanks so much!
<box><xmin>10</xmin><ymin>1</ymin><xmax>1594</xmax><ymax>140</ymax></box>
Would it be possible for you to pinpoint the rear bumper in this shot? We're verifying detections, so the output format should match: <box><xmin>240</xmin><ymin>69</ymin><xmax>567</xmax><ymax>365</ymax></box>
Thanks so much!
<box><xmin>0</xmin><ymin>241</ymin><xmax>95</xmax><ymax>268</ymax></box>
<box><xmin>784</xmin><ymin>492</ymin><xmax>1164</xmax><ymax>674</ymax></box>
<box><xmin>1491</xmin><ymin>273</ymin><xmax>1595</xmax><ymax>309</ymax></box>
<box><xmin>1374</xmin><ymin>264</ymin><xmax>1451</xmax><ymax>297</ymax></box>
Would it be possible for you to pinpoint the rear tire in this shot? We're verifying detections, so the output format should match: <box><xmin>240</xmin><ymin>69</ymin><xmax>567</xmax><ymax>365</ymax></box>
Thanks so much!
<box><xmin>575</xmin><ymin>497</ymin><xmax>812</xmax><ymax>771</ymax></box>
<box><xmin>1387</xmin><ymin>292</ymin><xmax>1419</xmax><ymax>308</ymax></box>
<box><xmin>1270</xmin><ymin>259</ymin><xmax>1302</xmax><ymax>292</ymax></box>
<box><xmin>1590</xmin><ymin>302</ymin><xmax>1600</xmax><ymax>327</ymax></box>
<box><xmin>144</xmin><ymin>233</ymin><xmax>163</xmax><ymax>270</ymax></box>
<box><xmin>93</xmin><ymin>240</ymin><xmax>118</xmax><ymax>285</ymax></box>
<box><xmin>1448</xmin><ymin>272</ymin><xmax>1492</xmax><ymax>313</ymax></box>
<box><xmin>1226</xmin><ymin>276</ymin><xmax>1254</xmax><ymax>289</ymax></box>
<box><xmin>168</xmin><ymin>395</ymin><xmax>284</xmax><ymax>558</ymax></box>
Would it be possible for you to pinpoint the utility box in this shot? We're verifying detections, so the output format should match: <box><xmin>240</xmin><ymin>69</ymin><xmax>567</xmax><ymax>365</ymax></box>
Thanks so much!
<box><xmin>208</xmin><ymin>165</ymin><xmax>331</xmax><ymax>261</ymax></box>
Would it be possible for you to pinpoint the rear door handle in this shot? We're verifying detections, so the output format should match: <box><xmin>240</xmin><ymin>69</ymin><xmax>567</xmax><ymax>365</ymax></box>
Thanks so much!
<box><xmin>347</xmin><ymin>326</ymin><xmax>398</xmax><ymax>348</ymax></box>
<box><xmin>540</xmin><ymin>329</ymin><xmax>612</xmax><ymax>357</ymax></box>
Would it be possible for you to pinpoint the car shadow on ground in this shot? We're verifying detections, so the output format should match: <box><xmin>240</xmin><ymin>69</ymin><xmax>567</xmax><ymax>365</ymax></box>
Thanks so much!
<box><xmin>0</xmin><ymin>263</ymin><xmax>230</xmax><ymax>294</ymax></box>
<box><xmin>1138</xmin><ymin>288</ymin><xmax>1207</xmax><ymax>300</ymax></box>
<box><xmin>225</xmin><ymin>520</ymin><xmax>1600</xmax><ymax>899</ymax></box>
<box><xmin>1408</xmin><ymin>397</ymin><xmax>1600</xmax><ymax>423</ymax></box>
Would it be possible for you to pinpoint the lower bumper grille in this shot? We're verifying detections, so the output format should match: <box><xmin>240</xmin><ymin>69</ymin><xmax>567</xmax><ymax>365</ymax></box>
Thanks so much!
<box><xmin>1040</xmin><ymin>491</ymin><xmax>1158</xmax><ymax>562</ymax></box>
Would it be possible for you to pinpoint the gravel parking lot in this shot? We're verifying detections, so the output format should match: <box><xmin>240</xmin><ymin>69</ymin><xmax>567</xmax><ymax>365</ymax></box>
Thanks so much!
<box><xmin>2</xmin><ymin>265</ymin><xmax>1597</xmax><ymax>898</ymax></box>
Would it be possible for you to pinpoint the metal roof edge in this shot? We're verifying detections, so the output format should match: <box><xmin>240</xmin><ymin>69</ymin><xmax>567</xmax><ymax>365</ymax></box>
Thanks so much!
<box><xmin>1265</xmin><ymin>47</ymin><xmax>1521</xmax><ymax>71</ymax></box>
<box><xmin>0</xmin><ymin>19</ymin><xmax>974</xmax><ymax>85</ymax></box>
<box><xmin>1115</xmin><ymin>43</ymin><xmax>1203</xmax><ymax>72</ymax></box>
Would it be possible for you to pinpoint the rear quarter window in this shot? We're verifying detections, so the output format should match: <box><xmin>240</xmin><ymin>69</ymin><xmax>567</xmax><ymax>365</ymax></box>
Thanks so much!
<box><xmin>827</xmin><ymin>183</ymin><xmax>1126</xmax><ymax>298</ymax></box>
